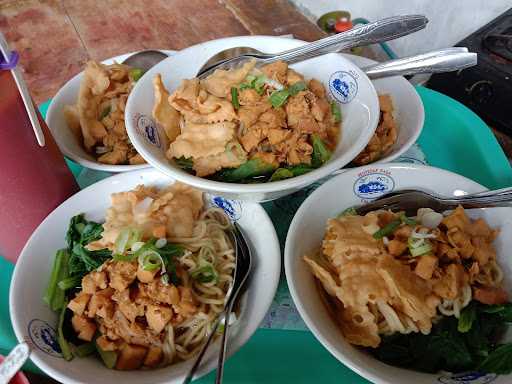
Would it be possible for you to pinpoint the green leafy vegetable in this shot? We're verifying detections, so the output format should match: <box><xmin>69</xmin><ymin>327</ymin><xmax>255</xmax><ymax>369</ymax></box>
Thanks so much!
<box><xmin>44</xmin><ymin>249</ymin><xmax>70</xmax><ymax>311</ymax></box>
<box><xmin>57</xmin><ymin>303</ymin><xmax>73</xmax><ymax>361</ymax></box>
<box><xmin>58</xmin><ymin>275</ymin><xmax>82</xmax><ymax>291</ymax></box>
<box><xmin>72</xmin><ymin>342</ymin><xmax>96</xmax><ymax>358</ymax></box>
<box><xmin>409</xmin><ymin>241</ymin><xmax>432</xmax><ymax>257</ymax></box>
<box><xmin>288</xmin><ymin>81</ymin><xmax>307</xmax><ymax>96</ymax></box>
<box><xmin>458</xmin><ymin>302</ymin><xmax>477</xmax><ymax>333</ymax></box>
<box><xmin>129</xmin><ymin>68</ymin><xmax>145</xmax><ymax>81</ymax></box>
<box><xmin>331</xmin><ymin>101</ymin><xmax>341</xmax><ymax>123</ymax></box>
<box><xmin>174</xmin><ymin>156</ymin><xmax>194</xmax><ymax>172</ymax></box>
<box><xmin>231</xmin><ymin>87</ymin><xmax>240</xmax><ymax>110</ymax></box>
<box><xmin>215</xmin><ymin>158</ymin><xmax>276</xmax><ymax>182</ymax></box>
<box><xmin>270</xmin><ymin>168</ymin><xmax>294</xmax><ymax>181</ymax></box>
<box><xmin>373</xmin><ymin>301</ymin><xmax>512</xmax><ymax>374</ymax></box>
<box><xmin>373</xmin><ymin>219</ymin><xmax>401</xmax><ymax>239</ymax></box>
<box><xmin>96</xmin><ymin>342</ymin><xmax>117</xmax><ymax>369</ymax></box>
<box><xmin>269</xmin><ymin>89</ymin><xmax>289</xmax><ymax>108</ymax></box>
<box><xmin>311</xmin><ymin>134</ymin><xmax>332</xmax><ymax>168</ymax></box>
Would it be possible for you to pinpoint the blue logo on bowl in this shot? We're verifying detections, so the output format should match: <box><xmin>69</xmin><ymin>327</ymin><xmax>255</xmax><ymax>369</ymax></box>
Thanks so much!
<box><xmin>353</xmin><ymin>171</ymin><xmax>395</xmax><ymax>200</ymax></box>
<box><xmin>438</xmin><ymin>372</ymin><xmax>497</xmax><ymax>384</ymax></box>
<box><xmin>28</xmin><ymin>319</ymin><xmax>62</xmax><ymax>358</ymax></box>
<box><xmin>329</xmin><ymin>71</ymin><xmax>358</xmax><ymax>104</ymax></box>
<box><xmin>134</xmin><ymin>113</ymin><xmax>161</xmax><ymax>148</ymax></box>
<box><xmin>212</xmin><ymin>196</ymin><xmax>242</xmax><ymax>221</ymax></box>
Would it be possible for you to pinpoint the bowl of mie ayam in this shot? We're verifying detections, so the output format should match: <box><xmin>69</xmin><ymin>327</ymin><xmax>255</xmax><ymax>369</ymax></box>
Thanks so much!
<box><xmin>285</xmin><ymin>163</ymin><xmax>512</xmax><ymax>384</ymax></box>
<box><xmin>125</xmin><ymin>35</ymin><xmax>380</xmax><ymax>202</ymax></box>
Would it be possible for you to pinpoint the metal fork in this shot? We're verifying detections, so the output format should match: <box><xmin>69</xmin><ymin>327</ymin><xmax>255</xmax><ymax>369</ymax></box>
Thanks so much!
<box><xmin>197</xmin><ymin>14</ymin><xmax>428</xmax><ymax>78</ymax></box>
<box><xmin>355</xmin><ymin>187</ymin><xmax>512</xmax><ymax>216</ymax></box>
<box><xmin>182</xmin><ymin>223</ymin><xmax>252</xmax><ymax>384</ymax></box>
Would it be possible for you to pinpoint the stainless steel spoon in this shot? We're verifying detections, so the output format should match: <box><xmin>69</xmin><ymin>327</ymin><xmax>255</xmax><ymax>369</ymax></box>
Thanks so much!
<box><xmin>197</xmin><ymin>14</ymin><xmax>428</xmax><ymax>78</ymax></box>
<box><xmin>182</xmin><ymin>223</ymin><xmax>252</xmax><ymax>384</ymax></box>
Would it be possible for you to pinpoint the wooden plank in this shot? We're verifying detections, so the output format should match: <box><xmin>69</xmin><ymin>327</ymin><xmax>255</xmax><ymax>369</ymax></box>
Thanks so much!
<box><xmin>223</xmin><ymin>0</ymin><xmax>325</xmax><ymax>41</ymax></box>
<box><xmin>0</xmin><ymin>0</ymin><xmax>89</xmax><ymax>104</ymax></box>
<box><xmin>62</xmin><ymin>0</ymin><xmax>249</xmax><ymax>61</ymax></box>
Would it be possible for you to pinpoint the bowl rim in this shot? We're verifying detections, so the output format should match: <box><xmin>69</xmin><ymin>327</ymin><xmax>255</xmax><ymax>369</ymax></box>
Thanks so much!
<box><xmin>45</xmin><ymin>60</ymin><xmax>152</xmax><ymax>173</ymax></box>
<box><xmin>284</xmin><ymin>163</ymin><xmax>488</xmax><ymax>384</ymax></box>
<box><xmin>125</xmin><ymin>35</ymin><xmax>380</xmax><ymax>194</ymax></box>
<box><xmin>341</xmin><ymin>54</ymin><xmax>425</xmax><ymax>165</ymax></box>
<box><xmin>9</xmin><ymin>168</ymin><xmax>281</xmax><ymax>383</ymax></box>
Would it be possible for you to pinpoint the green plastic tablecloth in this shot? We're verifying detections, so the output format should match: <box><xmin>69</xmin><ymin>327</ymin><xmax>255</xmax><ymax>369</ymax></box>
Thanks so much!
<box><xmin>1</xmin><ymin>86</ymin><xmax>511</xmax><ymax>383</ymax></box>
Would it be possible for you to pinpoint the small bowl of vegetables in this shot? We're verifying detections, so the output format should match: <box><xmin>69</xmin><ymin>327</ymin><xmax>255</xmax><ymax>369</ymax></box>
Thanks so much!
<box><xmin>125</xmin><ymin>35</ymin><xmax>380</xmax><ymax>201</ymax></box>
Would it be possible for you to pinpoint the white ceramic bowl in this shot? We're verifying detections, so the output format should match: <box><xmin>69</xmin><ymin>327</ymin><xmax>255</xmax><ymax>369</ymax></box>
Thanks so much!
<box><xmin>285</xmin><ymin>163</ymin><xmax>512</xmax><ymax>384</ymax></box>
<box><xmin>346</xmin><ymin>54</ymin><xmax>425</xmax><ymax>165</ymax></box>
<box><xmin>45</xmin><ymin>53</ymin><xmax>158</xmax><ymax>172</ymax></box>
<box><xmin>125</xmin><ymin>35</ymin><xmax>380</xmax><ymax>202</ymax></box>
<box><xmin>10</xmin><ymin>169</ymin><xmax>281</xmax><ymax>384</ymax></box>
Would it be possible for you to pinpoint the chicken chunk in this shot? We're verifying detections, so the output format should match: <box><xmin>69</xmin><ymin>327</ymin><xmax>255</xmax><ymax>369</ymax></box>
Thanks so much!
<box><xmin>287</xmin><ymin>69</ymin><xmax>304</xmax><ymax>85</ymax></box>
<box><xmin>433</xmin><ymin>263</ymin><xmax>467</xmax><ymax>300</ymax></box>
<box><xmin>96</xmin><ymin>335</ymin><xmax>120</xmax><ymax>351</ymax></box>
<box><xmin>88</xmin><ymin>288</ymin><xmax>115</xmax><ymax>319</ymax></box>
<box><xmin>116</xmin><ymin>344</ymin><xmax>148</xmax><ymax>370</ymax></box>
<box><xmin>72</xmin><ymin>314</ymin><xmax>97</xmax><ymax>341</ymax></box>
<box><xmin>474</xmin><ymin>287</ymin><xmax>508</xmax><ymax>305</ymax></box>
<box><xmin>414</xmin><ymin>255</ymin><xmax>438</xmax><ymax>280</ymax></box>
<box><xmin>387</xmin><ymin>239</ymin><xmax>407</xmax><ymax>256</ymax></box>
<box><xmin>145</xmin><ymin>304</ymin><xmax>173</xmax><ymax>334</ymax></box>
<box><xmin>68</xmin><ymin>293</ymin><xmax>91</xmax><ymax>316</ymax></box>
<box><xmin>108</xmin><ymin>261</ymin><xmax>137</xmax><ymax>291</ymax></box>
<box><xmin>144</xmin><ymin>346</ymin><xmax>163</xmax><ymax>368</ymax></box>
<box><xmin>261</xmin><ymin>61</ymin><xmax>288</xmax><ymax>84</ymax></box>
<box><xmin>137</xmin><ymin>266</ymin><xmax>158</xmax><ymax>283</ymax></box>
<box><xmin>140</xmin><ymin>280</ymin><xmax>180</xmax><ymax>306</ymax></box>
<box><xmin>240</xmin><ymin>129</ymin><xmax>264</xmax><ymax>152</ymax></box>
<box><xmin>82</xmin><ymin>271</ymin><xmax>108</xmax><ymax>294</ymax></box>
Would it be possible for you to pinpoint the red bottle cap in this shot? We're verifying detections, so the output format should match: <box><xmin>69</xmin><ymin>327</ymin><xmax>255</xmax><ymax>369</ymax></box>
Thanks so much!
<box><xmin>335</xmin><ymin>18</ymin><xmax>353</xmax><ymax>33</ymax></box>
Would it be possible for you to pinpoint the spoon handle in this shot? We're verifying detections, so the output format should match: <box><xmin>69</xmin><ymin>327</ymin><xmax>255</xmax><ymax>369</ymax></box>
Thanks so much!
<box><xmin>363</xmin><ymin>48</ymin><xmax>477</xmax><ymax>79</ymax></box>
<box><xmin>215</xmin><ymin>301</ymin><xmax>236</xmax><ymax>384</ymax></box>
<box><xmin>262</xmin><ymin>15</ymin><xmax>428</xmax><ymax>65</ymax></box>
<box><xmin>182</xmin><ymin>315</ymin><xmax>223</xmax><ymax>384</ymax></box>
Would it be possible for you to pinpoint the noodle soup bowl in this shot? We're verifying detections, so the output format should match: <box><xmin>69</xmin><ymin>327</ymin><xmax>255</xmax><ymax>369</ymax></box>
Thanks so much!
<box><xmin>125</xmin><ymin>35</ymin><xmax>380</xmax><ymax>202</ymax></box>
<box><xmin>10</xmin><ymin>169</ymin><xmax>281</xmax><ymax>384</ymax></box>
<box><xmin>285</xmin><ymin>163</ymin><xmax>512</xmax><ymax>384</ymax></box>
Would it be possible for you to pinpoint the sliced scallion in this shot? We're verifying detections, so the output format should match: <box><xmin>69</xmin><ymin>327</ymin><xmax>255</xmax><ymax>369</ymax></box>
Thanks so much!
<box><xmin>373</xmin><ymin>219</ymin><xmax>401</xmax><ymax>239</ymax></box>
<box><xmin>231</xmin><ymin>87</ymin><xmax>240</xmax><ymax>110</ymax></box>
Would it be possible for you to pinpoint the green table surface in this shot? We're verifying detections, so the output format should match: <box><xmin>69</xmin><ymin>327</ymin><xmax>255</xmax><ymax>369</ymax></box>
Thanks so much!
<box><xmin>1</xmin><ymin>86</ymin><xmax>511</xmax><ymax>383</ymax></box>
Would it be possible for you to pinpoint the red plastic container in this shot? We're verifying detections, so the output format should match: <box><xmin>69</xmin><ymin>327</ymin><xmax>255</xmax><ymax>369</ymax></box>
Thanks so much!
<box><xmin>0</xmin><ymin>70</ymin><xmax>79</xmax><ymax>263</ymax></box>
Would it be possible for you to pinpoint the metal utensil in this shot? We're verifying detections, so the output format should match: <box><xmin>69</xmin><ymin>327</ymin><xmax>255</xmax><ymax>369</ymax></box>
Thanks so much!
<box><xmin>0</xmin><ymin>343</ymin><xmax>30</xmax><ymax>384</ymax></box>
<box><xmin>362</xmin><ymin>47</ymin><xmax>477</xmax><ymax>78</ymax></box>
<box><xmin>182</xmin><ymin>223</ymin><xmax>252</xmax><ymax>384</ymax></box>
<box><xmin>215</xmin><ymin>223</ymin><xmax>252</xmax><ymax>384</ymax></box>
<box><xmin>355</xmin><ymin>187</ymin><xmax>512</xmax><ymax>216</ymax></box>
<box><xmin>197</xmin><ymin>14</ymin><xmax>428</xmax><ymax>78</ymax></box>
<box><xmin>0</xmin><ymin>33</ymin><xmax>45</xmax><ymax>147</ymax></box>
<box><xmin>121</xmin><ymin>49</ymin><xmax>168</xmax><ymax>72</ymax></box>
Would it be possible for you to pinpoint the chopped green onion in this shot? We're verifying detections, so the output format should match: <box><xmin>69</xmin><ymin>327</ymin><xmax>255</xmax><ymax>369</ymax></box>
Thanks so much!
<box><xmin>155</xmin><ymin>238</ymin><xmax>167</xmax><ymax>248</ymax></box>
<box><xmin>253</xmin><ymin>75</ymin><xmax>266</xmax><ymax>94</ymax></box>
<box><xmin>73</xmin><ymin>342</ymin><xmax>96</xmax><ymax>358</ymax></box>
<box><xmin>331</xmin><ymin>101</ymin><xmax>341</xmax><ymax>123</ymax></box>
<box><xmin>245</xmin><ymin>74</ymin><xmax>256</xmax><ymax>82</ymax></box>
<box><xmin>131</xmin><ymin>241</ymin><xmax>145</xmax><ymax>252</ymax></box>
<box><xmin>339</xmin><ymin>207</ymin><xmax>358</xmax><ymax>217</ymax></box>
<box><xmin>191</xmin><ymin>262</ymin><xmax>218</xmax><ymax>283</ymax></box>
<box><xmin>58</xmin><ymin>275</ymin><xmax>82</xmax><ymax>291</ymax></box>
<box><xmin>311</xmin><ymin>134</ymin><xmax>332</xmax><ymax>168</ymax></box>
<box><xmin>399</xmin><ymin>214</ymin><xmax>417</xmax><ymax>226</ymax></box>
<box><xmin>129</xmin><ymin>68</ymin><xmax>145</xmax><ymax>81</ymax></box>
<box><xmin>140</xmin><ymin>250</ymin><xmax>163</xmax><ymax>271</ymax></box>
<box><xmin>114</xmin><ymin>228</ymin><xmax>130</xmax><ymax>255</ymax></box>
<box><xmin>57</xmin><ymin>303</ymin><xmax>73</xmax><ymax>361</ymax></box>
<box><xmin>99</xmin><ymin>105</ymin><xmax>111</xmax><ymax>120</ymax></box>
<box><xmin>269</xmin><ymin>89</ymin><xmax>290</xmax><ymax>108</ymax></box>
<box><xmin>270</xmin><ymin>168</ymin><xmax>294</xmax><ymax>181</ymax></box>
<box><xmin>95</xmin><ymin>342</ymin><xmax>117</xmax><ymax>369</ymax></box>
<box><xmin>288</xmin><ymin>81</ymin><xmax>307</xmax><ymax>96</ymax></box>
<box><xmin>373</xmin><ymin>219</ymin><xmax>401</xmax><ymax>239</ymax></box>
<box><xmin>231</xmin><ymin>87</ymin><xmax>240</xmax><ymax>110</ymax></box>
<box><xmin>161</xmin><ymin>274</ymin><xmax>170</xmax><ymax>285</ymax></box>
<box><xmin>408</xmin><ymin>240</ymin><xmax>432</xmax><ymax>257</ymax></box>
